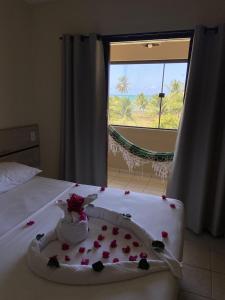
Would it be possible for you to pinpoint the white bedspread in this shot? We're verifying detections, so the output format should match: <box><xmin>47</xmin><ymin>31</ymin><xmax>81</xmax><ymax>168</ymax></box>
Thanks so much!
<box><xmin>0</xmin><ymin>176</ymin><xmax>73</xmax><ymax>239</ymax></box>
<box><xmin>0</xmin><ymin>184</ymin><xmax>184</xmax><ymax>300</ymax></box>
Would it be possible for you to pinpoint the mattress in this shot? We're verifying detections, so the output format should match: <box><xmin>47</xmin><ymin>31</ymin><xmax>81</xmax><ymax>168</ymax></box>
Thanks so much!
<box><xmin>0</xmin><ymin>183</ymin><xmax>184</xmax><ymax>300</ymax></box>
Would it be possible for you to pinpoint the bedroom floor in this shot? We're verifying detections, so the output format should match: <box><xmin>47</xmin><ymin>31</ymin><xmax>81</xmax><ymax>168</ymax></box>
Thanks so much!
<box><xmin>108</xmin><ymin>168</ymin><xmax>225</xmax><ymax>300</ymax></box>
<box><xmin>107</xmin><ymin>168</ymin><xmax>166</xmax><ymax>195</ymax></box>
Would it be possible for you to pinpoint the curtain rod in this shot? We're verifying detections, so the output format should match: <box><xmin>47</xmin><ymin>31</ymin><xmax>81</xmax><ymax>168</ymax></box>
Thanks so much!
<box><xmin>59</xmin><ymin>26</ymin><xmax>218</xmax><ymax>41</ymax></box>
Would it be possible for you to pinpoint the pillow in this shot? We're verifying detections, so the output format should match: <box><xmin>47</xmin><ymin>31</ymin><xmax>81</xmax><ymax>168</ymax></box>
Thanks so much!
<box><xmin>0</xmin><ymin>162</ymin><xmax>42</xmax><ymax>194</ymax></box>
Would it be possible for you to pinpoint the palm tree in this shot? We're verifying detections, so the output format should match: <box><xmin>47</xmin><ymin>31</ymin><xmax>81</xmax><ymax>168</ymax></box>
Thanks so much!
<box><xmin>116</xmin><ymin>76</ymin><xmax>129</xmax><ymax>94</ymax></box>
<box><xmin>135</xmin><ymin>93</ymin><xmax>148</xmax><ymax>112</ymax></box>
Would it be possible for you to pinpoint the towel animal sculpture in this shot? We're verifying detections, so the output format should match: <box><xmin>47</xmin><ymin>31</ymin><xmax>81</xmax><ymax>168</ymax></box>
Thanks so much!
<box><xmin>56</xmin><ymin>193</ymin><xmax>97</xmax><ymax>245</ymax></box>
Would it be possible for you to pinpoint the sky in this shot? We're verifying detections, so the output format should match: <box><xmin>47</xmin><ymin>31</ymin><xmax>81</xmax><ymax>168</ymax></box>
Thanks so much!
<box><xmin>109</xmin><ymin>62</ymin><xmax>187</xmax><ymax>96</ymax></box>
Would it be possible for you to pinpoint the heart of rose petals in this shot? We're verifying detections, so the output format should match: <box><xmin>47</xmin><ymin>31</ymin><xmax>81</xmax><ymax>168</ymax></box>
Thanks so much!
<box><xmin>133</xmin><ymin>241</ymin><xmax>140</xmax><ymax>247</ymax></box>
<box><xmin>79</xmin><ymin>247</ymin><xmax>85</xmax><ymax>254</ymax></box>
<box><xmin>161</xmin><ymin>194</ymin><xmax>167</xmax><ymax>200</ymax></box>
<box><xmin>62</xmin><ymin>243</ymin><xmax>70</xmax><ymax>251</ymax></box>
<box><xmin>65</xmin><ymin>255</ymin><xmax>70</xmax><ymax>262</ymax></box>
<box><xmin>113</xmin><ymin>258</ymin><xmax>119</xmax><ymax>263</ymax></box>
<box><xmin>93</xmin><ymin>240</ymin><xmax>101</xmax><ymax>248</ymax></box>
<box><xmin>26</xmin><ymin>220</ymin><xmax>35</xmax><ymax>226</ymax></box>
<box><xmin>124</xmin><ymin>233</ymin><xmax>132</xmax><ymax>240</ymax></box>
<box><xmin>122</xmin><ymin>246</ymin><xmax>131</xmax><ymax>254</ymax></box>
<box><xmin>140</xmin><ymin>252</ymin><xmax>148</xmax><ymax>259</ymax></box>
<box><xmin>124</xmin><ymin>190</ymin><xmax>130</xmax><ymax>195</ymax></box>
<box><xmin>170</xmin><ymin>204</ymin><xmax>176</xmax><ymax>209</ymax></box>
<box><xmin>81</xmin><ymin>258</ymin><xmax>89</xmax><ymax>265</ymax></box>
<box><xmin>161</xmin><ymin>231</ymin><xmax>168</xmax><ymax>238</ymax></box>
<box><xmin>100</xmin><ymin>187</ymin><xmax>105</xmax><ymax>192</ymax></box>
<box><xmin>129</xmin><ymin>255</ymin><xmax>138</xmax><ymax>261</ymax></box>
<box><xmin>112</xmin><ymin>227</ymin><xmax>119</xmax><ymax>235</ymax></box>
<box><xmin>102</xmin><ymin>225</ymin><xmax>107</xmax><ymax>231</ymax></box>
<box><xmin>98</xmin><ymin>234</ymin><xmax>105</xmax><ymax>241</ymax></box>
<box><xmin>110</xmin><ymin>240</ymin><xmax>117</xmax><ymax>248</ymax></box>
<box><xmin>102</xmin><ymin>251</ymin><xmax>110</xmax><ymax>259</ymax></box>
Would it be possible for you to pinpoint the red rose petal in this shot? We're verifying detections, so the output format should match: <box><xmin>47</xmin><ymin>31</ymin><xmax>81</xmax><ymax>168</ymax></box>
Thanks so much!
<box><xmin>129</xmin><ymin>255</ymin><xmax>138</xmax><ymax>261</ymax></box>
<box><xmin>62</xmin><ymin>243</ymin><xmax>70</xmax><ymax>251</ymax></box>
<box><xmin>112</xmin><ymin>227</ymin><xmax>119</xmax><ymax>235</ymax></box>
<box><xmin>161</xmin><ymin>231</ymin><xmax>168</xmax><ymax>238</ymax></box>
<box><xmin>65</xmin><ymin>255</ymin><xmax>70</xmax><ymax>262</ymax></box>
<box><xmin>102</xmin><ymin>225</ymin><xmax>107</xmax><ymax>231</ymax></box>
<box><xmin>102</xmin><ymin>251</ymin><xmax>110</xmax><ymax>259</ymax></box>
<box><xmin>93</xmin><ymin>240</ymin><xmax>101</xmax><ymax>249</ymax></box>
<box><xmin>113</xmin><ymin>258</ymin><xmax>119</xmax><ymax>263</ymax></box>
<box><xmin>124</xmin><ymin>233</ymin><xmax>132</xmax><ymax>240</ymax></box>
<box><xmin>161</xmin><ymin>194</ymin><xmax>167</xmax><ymax>200</ymax></box>
<box><xmin>170</xmin><ymin>204</ymin><xmax>176</xmax><ymax>209</ymax></box>
<box><xmin>133</xmin><ymin>241</ymin><xmax>140</xmax><ymax>247</ymax></box>
<box><xmin>124</xmin><ymin>190</ymin><xmax>130</xmax><ymax>195</ymax></box>
<box><xmin>110</xmin><ymin>240</ymin><xmax>117</xmax><ymax>248</ymax></box>
<box><xmin>100</xmin><ymin>186</ymin><xmax>106</xmax><ymax>192</ymax></box>
<box><xmin>26</xmin><ymin>220</ymin><xmax>35</xmax><ymax>226</ymax></box>
<box><xmin>79</xmin><ymin>247</ymin><xmax>85</xmax><ymax>254</ymax></box>
<box><xmin>79</xmin><ymin>212</ymin><xmax>87</xmax><ymax>221</ymax></box>
<box><xmin>122</xmin><ymin>246</ymin><xmax>131</xmax><ymax>254</ymax></box>
<box><xmin>140</xmin><ymin>252</ymin><xmax>148</xmax><ymax>259</ymax></box>
<box><xmin>98</xmin><ymin>234</ymin><xmax>105</xmax><ymax>241</ymax></box>
<box><xmin>81</xmin><ymin>258</ymin><xmax>89</xmax><ymax>265</ymax></box>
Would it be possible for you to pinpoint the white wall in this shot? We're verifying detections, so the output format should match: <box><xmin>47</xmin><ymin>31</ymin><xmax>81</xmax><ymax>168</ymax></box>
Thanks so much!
<box><xmin>28</xmin><ymin>0</ymin><xmax>225</xmax><ymax>177</ymax></box>
<box><xmin>0</xmin><ymin>0</ymin><xmax>34</xmax><ymax>129</ymax></box>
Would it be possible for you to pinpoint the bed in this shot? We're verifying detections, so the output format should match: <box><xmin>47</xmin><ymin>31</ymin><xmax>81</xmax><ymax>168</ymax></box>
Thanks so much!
<box><xmin>0</xmin><ymin>125</ymin><xmax>184</xmax><ymax>300</ymax></box>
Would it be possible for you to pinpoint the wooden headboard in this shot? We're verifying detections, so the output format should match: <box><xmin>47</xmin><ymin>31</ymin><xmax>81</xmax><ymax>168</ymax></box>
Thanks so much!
<box><xmin>0</xmin><ymin>124</ymin><xmax>40</xmax><ymax>168</ymax></box>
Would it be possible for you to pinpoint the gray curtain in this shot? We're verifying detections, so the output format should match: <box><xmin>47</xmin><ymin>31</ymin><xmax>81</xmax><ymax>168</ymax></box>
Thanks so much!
<box><xmin>59</xmin><ymin>34</ymin><xmax>109</xmax><ymax>186</ymax></box>
<box><xmin>167</xmin><ymin>25</ymin><xmax>225</xmax><ymax>236</ymax></box>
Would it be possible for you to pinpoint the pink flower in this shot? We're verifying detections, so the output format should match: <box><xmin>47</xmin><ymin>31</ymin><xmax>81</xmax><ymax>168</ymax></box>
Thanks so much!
<box><xmin>113</xmin><ymin>258</ymin><xmax>119</xmax><ymax>263</ymax></box>
<box><xmin>102</xmin><ymin>251</ymin><xmax>110</xmax><ymax>259</ymax></box>
<box><xmin>81</xmin><ymin>258</ymin><xmax>89</xmax><ymax>265</ymax></box>
<box><xmin>62</xmin><ymin>243</ymin><xmax>70</xmax><ymax>251</ymax></box>
<box><xmin>26</xmin><ymin>220</ymin><xmax>35</xmax><ymax>226</ymax></box>
<box><xmin>67</xmin><ymin>193</ymin><xmax>84</xmax><ymax>213</ymax></box>
<box><xmin>124</xmin><ymin>191</ymin><xmax>130</xmax><ymax>195</ymax></box>
<box><xmin>110</xmin><ymin>240</ymin><xmax>117</xmax><ymax>248</ymax></box>
<box><xmin>133</xmin><ymin>241</ymin><xmax>140</xmax><ymax>247</ymax></box>
<box><xmin>112</xmin><ymin>227</ymin><xmax>119</xmax><ymax>235</ymax></box>
<box><xmin>65</xmin><ymin>255</ymin><xmax>70</xmax><ymax>262</ymax></box>
<box><xmin>79</xmin><ymin>247</ymin><xmax>85</xmax><ymax>254</ymax></box>
<box><xmin>122</xmin><ymin>246</ymin><xmax>131</xmax><ymax>254</ymax></box>
<box><xmin>140</xmin><ymin>252</ymin><xmax>148</xmax><ymax>259</ymax></box>
<box><xmin>102</xmin><ymin>225</ymin><xmax>107</xmax><ymax>231</ymax></box>
<box><xmin>100</xmin><ymin>187</ymin><xmax>106</xmax><ymax>192</ymax></box>
<box><xmin>79</xmin><ymin>211</ymin><xmax>87</xmax><ymax>221</ymax></box>
<box><xmin>98</xmin><ymin>234</ymin><xmax>105</xmax><ymax>241</ymax></box>
<box><xmin>124</xmin><ymin>233</ymin><xmax>132</xmax><ymax>240</ymax></box>
<box><xmin>129</xmin><ymin>255</ymin><xmax>138</xmax><ymax>261</ymax></box>
<box><xmin>161</xmin><ymin>231</ymin><xmax>168</xmax><ymax>238</ymax></box>
<box><xmin>162</xmin><ymin>194</ymin><xmax>167</xmax><ymax>200</ymax></box>
<box><xmin>93</xmin><ymin>240</ymin><xmax>101</xmax><ymax>249</ymax></box>
<box><xmin>170</xmin><ymin>204</ymin><xmax>176</xmax><ymax>209</ymax></box>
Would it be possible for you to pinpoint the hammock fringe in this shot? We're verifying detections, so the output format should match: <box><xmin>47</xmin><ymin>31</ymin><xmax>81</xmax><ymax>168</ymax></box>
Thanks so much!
<box><xmin>108</xmin><ymin>126</ymin><xmax>174</xmax><ymax>180</ymax></box>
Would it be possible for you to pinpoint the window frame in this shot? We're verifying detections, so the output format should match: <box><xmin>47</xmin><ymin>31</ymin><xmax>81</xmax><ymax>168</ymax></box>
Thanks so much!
<box><xmin>109</xmin><ymin>59</ymin><xmax>188</xmax><ymax>131</ymax></box>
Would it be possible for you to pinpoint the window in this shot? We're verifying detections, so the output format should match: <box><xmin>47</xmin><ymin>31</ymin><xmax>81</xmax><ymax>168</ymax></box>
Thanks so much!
<box><xmin>108</xmin><ymin>61</ymin><xmax>187</xmax><ymax>130</ymax></box>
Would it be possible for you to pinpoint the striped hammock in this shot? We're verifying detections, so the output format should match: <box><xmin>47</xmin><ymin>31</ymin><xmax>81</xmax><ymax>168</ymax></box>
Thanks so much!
<box><xmin>108</xmin><ymin>125</ymin><xmax>174</xmax><ymax>180</ymax></box>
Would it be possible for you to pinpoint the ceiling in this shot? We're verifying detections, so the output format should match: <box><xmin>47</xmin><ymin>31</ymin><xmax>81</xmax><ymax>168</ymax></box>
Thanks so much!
<box><xmin>24</xmin><ymin>0</ymin><xmax>56</xmax><ymax>4</ymax></box>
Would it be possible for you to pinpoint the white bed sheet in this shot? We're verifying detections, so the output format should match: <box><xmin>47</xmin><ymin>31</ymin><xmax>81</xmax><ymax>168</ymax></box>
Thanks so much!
<box><xmin>0</xmin><ymin>184</ymin><xmax>184</xmax><ymax>300</ymax></box>
<box><xmin>0</xmin><ymin>176</ymin><xmax>73</xmax><ymax>239</ymax></box>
